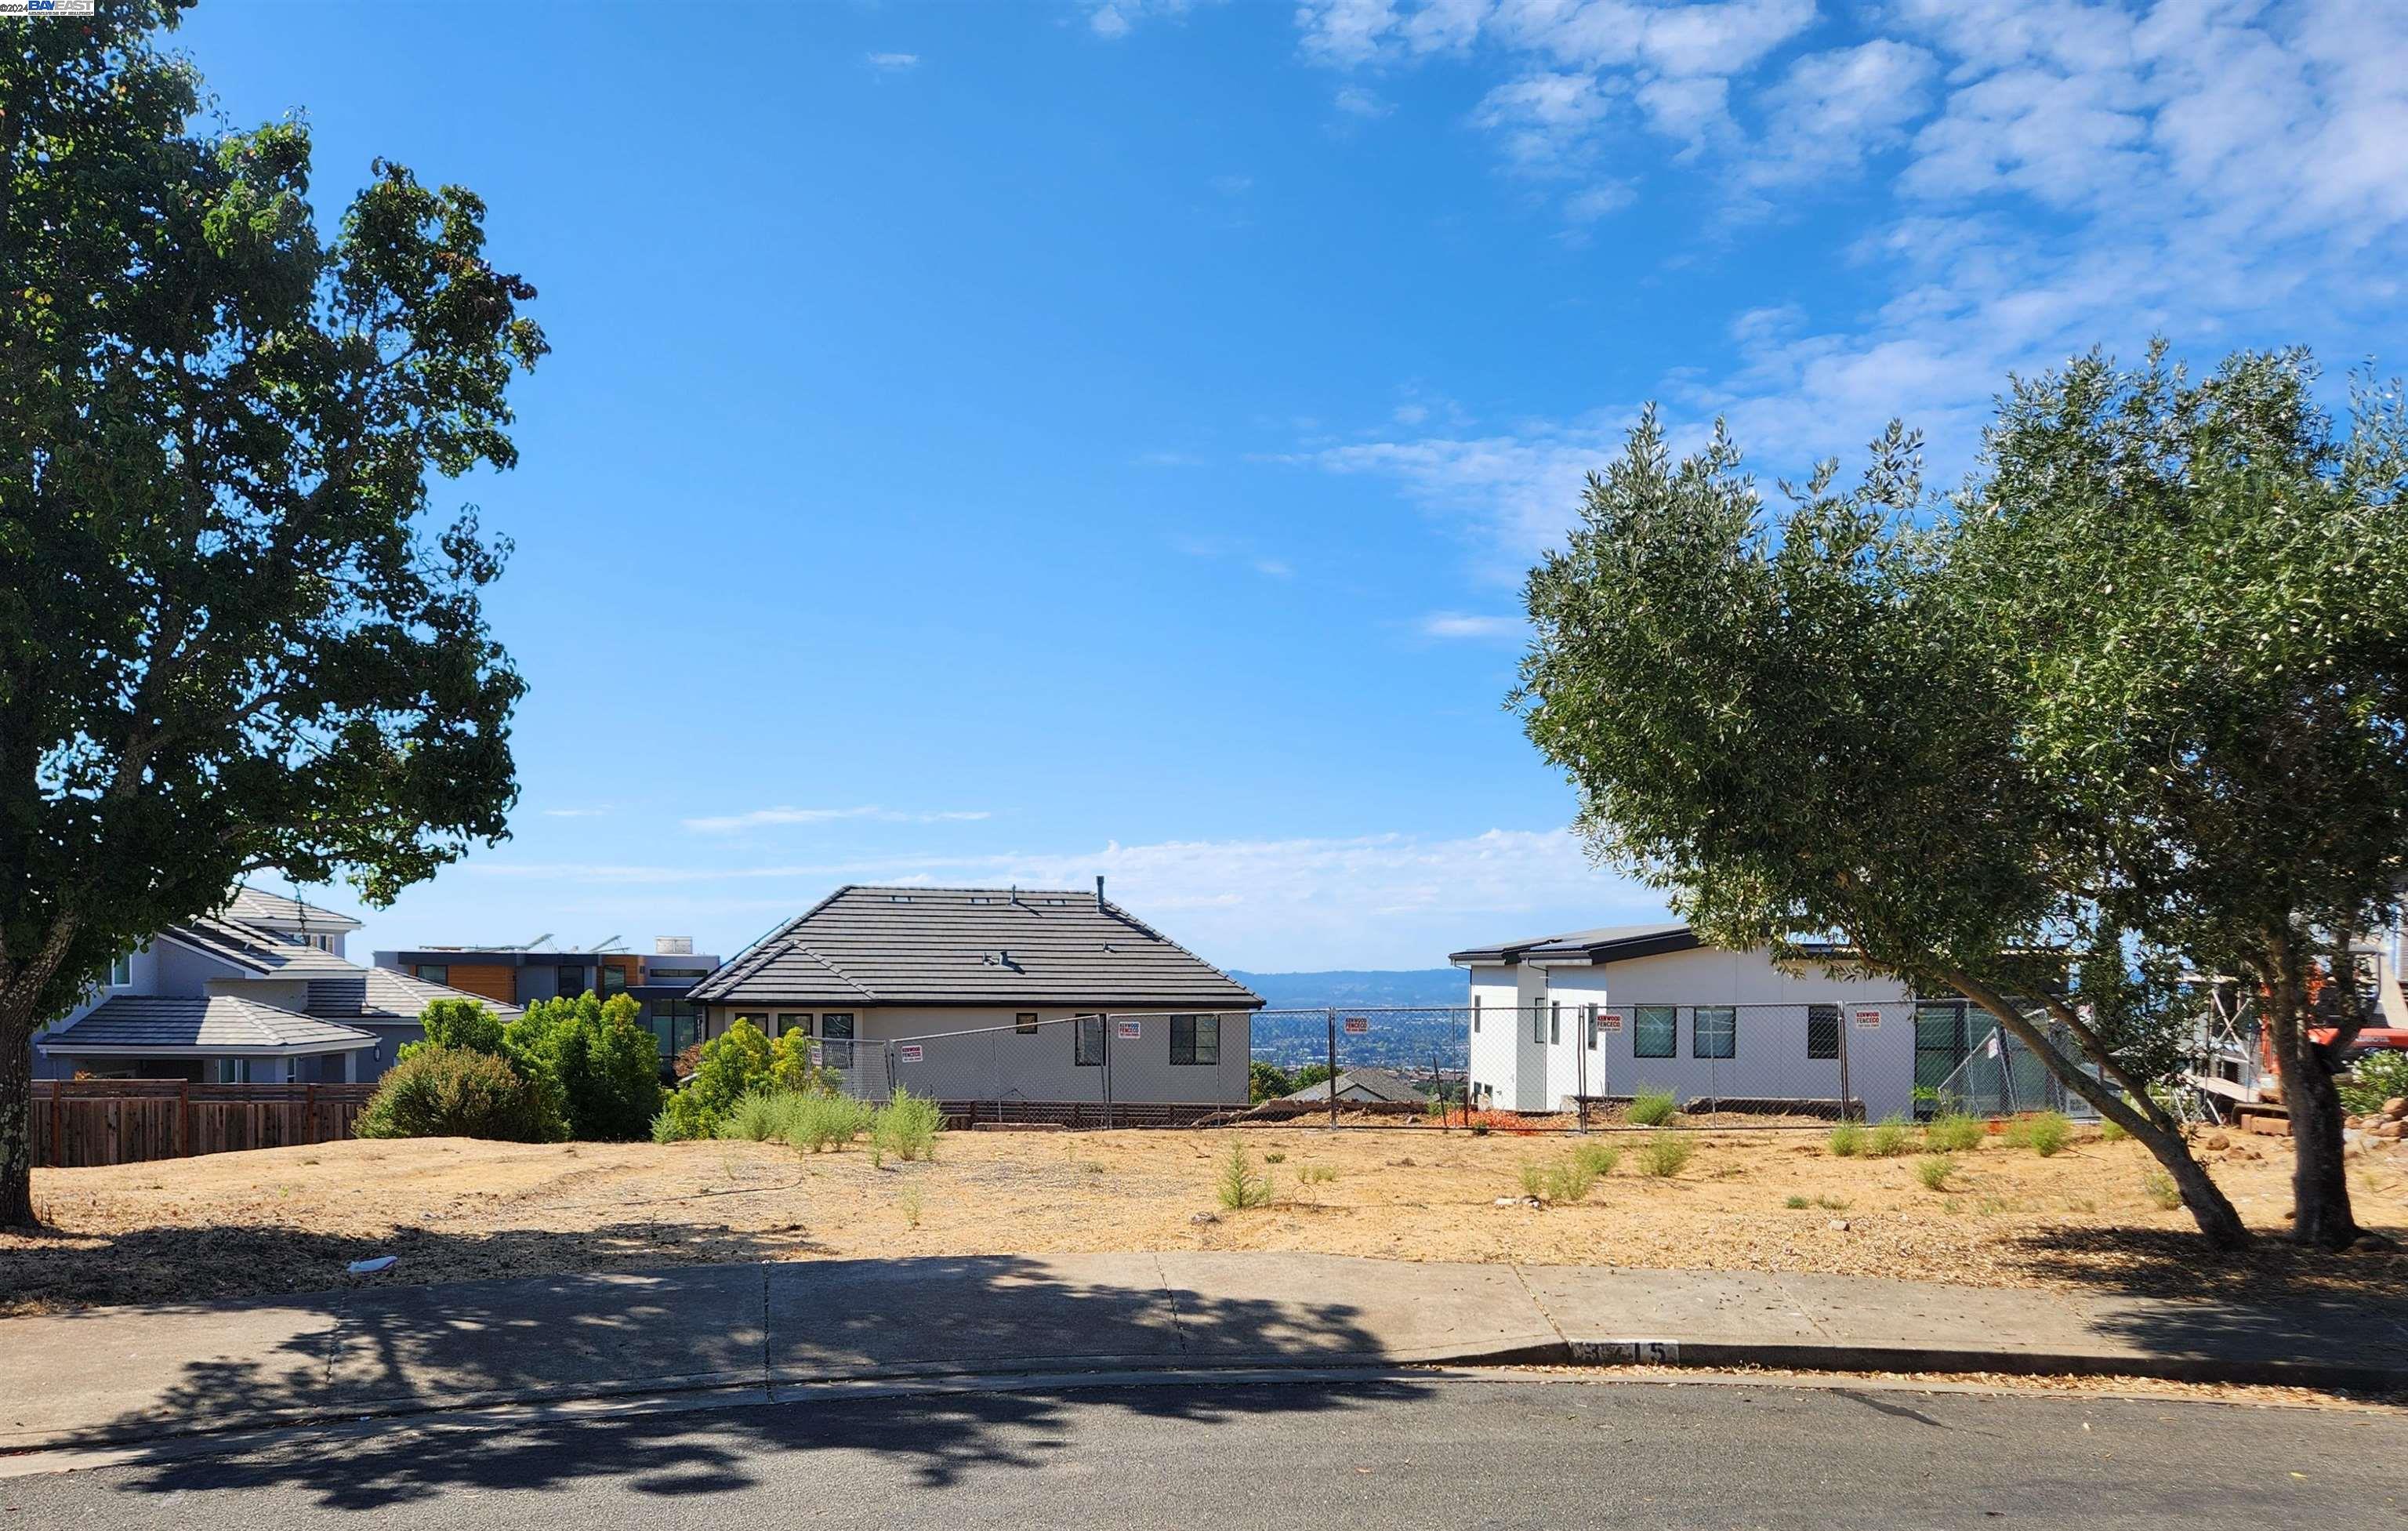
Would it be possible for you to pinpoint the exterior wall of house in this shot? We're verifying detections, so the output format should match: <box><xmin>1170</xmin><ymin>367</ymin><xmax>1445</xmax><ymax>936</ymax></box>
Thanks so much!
<box><xmin>427</xmin><ymin>962</ymin><xmax>517</xmax><ymax>1006</ymax></box>
<box><xmin>701</xmin><ymin>1003</ymin><xmax>1254</xmax><ymax>1105</ymax></box>
<box><xmin>1465</xmin><ymin>947</ymin><xmax>1924</xmax><ymax>1119</ymax></box>
<box><xmin>1464</xmin><ymin>965</ymin><xmax>1525</xmax><ymax>1112</ymax></box>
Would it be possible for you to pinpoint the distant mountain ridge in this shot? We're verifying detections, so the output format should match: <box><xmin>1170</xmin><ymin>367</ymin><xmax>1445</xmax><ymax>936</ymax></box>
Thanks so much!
<box><xmin>1227</xmin><ymin>968</ymin><xmax>1466</xmax><ymax>1011</ymax></box>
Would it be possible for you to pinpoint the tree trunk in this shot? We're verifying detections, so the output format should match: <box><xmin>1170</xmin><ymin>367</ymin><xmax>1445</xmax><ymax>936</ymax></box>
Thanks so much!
<box><xmin>2264</xmin><ymin>980</ymin><xmax>2359</xmax><ymax>1250</ymax></box>
<box><xmin>1944</xmin><ymin>968</ymin><xmax>2250</xmax><ymax>1250</ymax></box>
<box><xmin>0</xmin><ymin>1011</ymin><xmax>34</xmax><ymax>1228</ymax></box>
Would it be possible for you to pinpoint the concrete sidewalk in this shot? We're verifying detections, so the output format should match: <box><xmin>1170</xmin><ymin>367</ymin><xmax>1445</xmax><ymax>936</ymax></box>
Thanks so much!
<box><xmin>6</xmin><ymin>1252</ymin><xmax>2406</xmax><ymax>1452</ymax></box>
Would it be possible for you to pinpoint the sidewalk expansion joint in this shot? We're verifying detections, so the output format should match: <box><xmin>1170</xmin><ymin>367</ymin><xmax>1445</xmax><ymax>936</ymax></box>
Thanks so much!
<box><xmin>1507</xmin><ymin>1264</ymin><xmax>1569</xmax><ymax>1351</ymax></box>
<box><xmin>1154</xmin><ymin>1252</ymin><xmax>1189</xmax><ymax>1353</ymax></box>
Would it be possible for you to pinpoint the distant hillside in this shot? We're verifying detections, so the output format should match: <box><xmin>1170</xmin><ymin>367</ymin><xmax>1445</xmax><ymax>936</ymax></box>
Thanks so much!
<box><xmin>1228</xmin><ymin>969</ymin><xmax>1470</xmax><ymax>1068</ymax></box>
<box><xmin>1227</xmin><ymin>968</ymin><xmax>1466</xmax><ymax>1010</ymax></box>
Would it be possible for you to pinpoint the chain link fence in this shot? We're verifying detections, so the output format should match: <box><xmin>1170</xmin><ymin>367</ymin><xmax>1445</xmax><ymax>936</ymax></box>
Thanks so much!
<box><xmin>776</xmin><ymin>997</ymin><xmax>2087</xmax><ymax>1131</ymax></box>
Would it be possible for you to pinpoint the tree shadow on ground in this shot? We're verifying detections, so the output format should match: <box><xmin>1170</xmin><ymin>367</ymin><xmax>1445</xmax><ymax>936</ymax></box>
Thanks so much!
<box><xmin>0</xmin><ymin>1217</ymin><xmax>831</xmax><ymax>1314</ymax></box>
<box><xmin>47</xmin><ymin>1249</ymin><xmax>1428</xmax><ymax>1511</ymax></box>
<box><xmin>2001</xmin><ymin>1225</ymin><xmax>2408</xmax><ymax>1384</ymax></box>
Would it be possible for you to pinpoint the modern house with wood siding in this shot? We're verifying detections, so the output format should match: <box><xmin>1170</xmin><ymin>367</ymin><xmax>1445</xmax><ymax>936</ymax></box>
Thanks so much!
<box><xmin>372</xmin><ymin>938</ymin><xmax>722</xmax><ymax>1062</ymax></box>
<box><xmin>687</xmin><ymin>883</ymin><xmax>1262</xmax><ymax>1108</ymax></box>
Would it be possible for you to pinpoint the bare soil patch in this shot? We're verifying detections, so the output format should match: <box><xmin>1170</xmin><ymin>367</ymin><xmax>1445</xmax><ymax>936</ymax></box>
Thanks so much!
<box><xmin>7</xmin><ymin>1123</ymin><xmax>2403</xmax><ymax>1315</ymax></box>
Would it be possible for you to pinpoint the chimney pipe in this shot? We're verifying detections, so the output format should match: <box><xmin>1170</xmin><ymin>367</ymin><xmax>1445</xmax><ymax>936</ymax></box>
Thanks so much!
<box><xmin>1095</xmin><ymin>874</ymin><xmax>1105</xmax><ymax>908</ymax></box>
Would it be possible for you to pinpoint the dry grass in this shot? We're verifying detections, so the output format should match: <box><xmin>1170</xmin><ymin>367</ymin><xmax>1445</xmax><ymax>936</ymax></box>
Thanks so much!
<box><xmin>6</xmin><ymin>1124</ymin><xmax>2403</xmax><ymax>1315</ymax></box>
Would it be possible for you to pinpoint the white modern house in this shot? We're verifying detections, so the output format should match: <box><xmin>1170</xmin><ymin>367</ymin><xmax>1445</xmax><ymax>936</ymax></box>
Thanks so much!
<box><xmin>1452</xmin><ymin>923</ymin><xmax>1953</xmax><ymax>1119</ymax></box>
<box><xmin>687</xmin><ymin>882</ymin><xmax>1263</xmax><ymax>1108</ymax></box>
<box><xmin>36</xmin><ymin>887</ymin><xmax>518</xmax><ymax>1083</ymax></box>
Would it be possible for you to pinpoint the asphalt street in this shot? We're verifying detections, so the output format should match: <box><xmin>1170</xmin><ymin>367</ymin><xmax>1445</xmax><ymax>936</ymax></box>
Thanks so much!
<box><xmin>4</xmin><ymin>1373</ymin><xmax>2400</xmax><ymax>1529</ymax></box>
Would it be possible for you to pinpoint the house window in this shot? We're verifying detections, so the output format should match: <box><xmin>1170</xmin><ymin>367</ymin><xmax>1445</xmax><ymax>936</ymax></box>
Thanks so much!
<box><xmin>1074</xmin><ymin>1014</ymin><xmax>1105</xmax><ymax>1067</ymax></box>
<box><xmin>412</xmin><ymin>963</ymin><xmax>449</xmax><ymax>987</ymax></box>
<box><xmin>1807</xmin><ymin>1003</ymin><xmax>1840</xmax><ymax>1061</ymax></box>
<box><xmin>735</xmin><ymin>1011</ymin><xmax>769</xmax><ymax>1036</ymax></box>
<box><xmin>1015</xmin><ymin>1012</ymin><xmax>1039</xmax><ymax>1036</ymax></box>
<box><xmin>1532</xmin><ymin>1003</ymin><xmax>1547</xmax><ymax>1044</ymax></box>
<box><xmin>558</xmin><ymin>963</ymin><xmax>589</xmax><ymax>998</ymax></box>
<box><xmin>1694</xmin><ymin>1006</ymin><xmax>1736</xmax><ymax>1060</ymax></box>
<box><xmin>110</xmin><ymin>952</ymin><xmax>132</xmax><ymax>986</ymax></box>
<box><xmin>1171</xmin><ymin>1014</ymin><xmax>1220</xmax><ymax>1065</ymax></box>
<box><xmin>1549</xmin><ymin>1002</ymin><xmax>1561</xmax><ymax>1044</ymax></box>
<box><xmin>1634</xmin><ymin>1005</ymin><xmax>1677</xmax><ymax>1058</ymax></box>
<box><xmin>1587</xmin><ymin>1005</ymin><xmax>1601</xmax><ymax>1049</ymax></box>
<box><xmin>1471</xmin><ymin>996</ymin><xmax>1481</xmax><ymax>1033</ymax></box>
<box><xmin>600</xmin><ymin>965</ymin><xmax>627</xmax><ymax>996</ymax></box>
<box><xmin>775</xmin><ymin>1013</ymin><xmax>811</xmax><ymax>1037</ymax></box>
<box><xmin>820</xmin><ymin>1012</ymin><xmax>855</xmax><ymax>1068</ymax></box>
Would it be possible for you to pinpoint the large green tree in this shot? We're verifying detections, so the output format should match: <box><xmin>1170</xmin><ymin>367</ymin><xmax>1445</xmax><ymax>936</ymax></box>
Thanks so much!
<box><xmin>1514</xmin><ymin>408</ymin><xmax>2250</xmax><ymax>1246</ymax></box>
<box><xmin>0</xmin><ymin>2</ymin><xmax>545</xmax><ymax>1224</ymax></box>
<box><xmin>1949</xmin><ymin>349</ymin><xmax>2408</xmax><ymax>1249</ymax></box>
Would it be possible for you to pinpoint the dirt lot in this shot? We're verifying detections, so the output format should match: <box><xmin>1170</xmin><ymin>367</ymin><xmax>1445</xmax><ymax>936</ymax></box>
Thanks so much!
<box><xmin>7</xmin><ymin>1121</ymin><xmax>2406</xmax><ymax>1315</ymax></box>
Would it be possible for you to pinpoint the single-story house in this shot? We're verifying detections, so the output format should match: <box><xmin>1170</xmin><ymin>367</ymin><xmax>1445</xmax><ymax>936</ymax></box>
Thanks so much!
<box><xmin>687</xmin><ymin>882</ymin><xmax>1263</xmax><ymax>1106</ymax></box>
<box><xmin>37</xmin><ymin>887</ymin><xmax>518</xmax><ymax>1083</ymax></box>
<box><xmin>1452</xmin><ymin>922</ymin><xmax>1966</xmax><ymax>1119</ymax></box>
<box><xmin>1281</xmin><ymin>1067</ymin><xmax>1431</xmax><ymax>1105</ymax></box>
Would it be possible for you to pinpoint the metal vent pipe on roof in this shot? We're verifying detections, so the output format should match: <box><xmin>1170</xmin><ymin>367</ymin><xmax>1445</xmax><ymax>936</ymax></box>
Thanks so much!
<box><xmin>1096</xmin><ymin>874</ymin><xmax>1105</xmax><ymax>907</ymax></box>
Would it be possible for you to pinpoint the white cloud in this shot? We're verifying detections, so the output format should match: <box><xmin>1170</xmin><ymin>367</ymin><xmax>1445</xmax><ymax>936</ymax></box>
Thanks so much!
<box><xmin>1333</xmin><ymin>83</ymin><xmax>1395</xmax><ymax>117</ymax></box>
<box><xmin>1471</xmin><ymin>71</ymin><xmax>1620</xmax><ymax>172</ymax></box>
<box><xmin>866</xmin><ymin>52</ymin><xmax>920</xmax><ymax>71</ymax></box>
<box><xmin>1418</xmin><ymin>611</ymin><xmax>1526</xmax><ymax>639</ymax></box>
<box><xmin>1209</xmin><ymin>173</ymin><xmax>1254</xmax><ymax>196</ymax></box>
<box><xmin>1087</xmin><ymin>0</ymin><xmax>1207</xmax><ymax>39</ymax></box>
<box><xmin>1090</xmin><ymin>4</ymin><xmax>1133</xmax><ymax>38</ymax></box>
<box><xmin>461</xmin><ymin>828</ymin><xmax>1661</xmax><ymax>970</ymax></box>
<box><xmin>1746</xmin><ymin>38</ymin><xmax>1938</xmax><ymax>183</ymax></box>
<box><xmin>684</xmin><ymin>806</ymin><xmax>993</xmax><ymax>834</ymax></box>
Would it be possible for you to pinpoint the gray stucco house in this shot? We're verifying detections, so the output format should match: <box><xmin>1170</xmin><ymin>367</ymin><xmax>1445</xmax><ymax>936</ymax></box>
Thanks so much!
<box><xmin>36</xmin><ymin>887</ymin><xmax>519</xmax><ymax>1083</ymax></box>
<box><xmin>687</xmin><ymin>882</ymin><xmax>1262</xmax><ymax>1105</ymax></box>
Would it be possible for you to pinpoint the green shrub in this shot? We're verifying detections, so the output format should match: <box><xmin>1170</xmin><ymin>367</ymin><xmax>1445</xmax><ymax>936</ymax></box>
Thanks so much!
<box><xmin>2338</xmin><ymin>1050</ymin><xmax>2408</xmax><ymax>1116</ymax></box>
<box><xmin>1296</xmin><ymin>1163</ymin><xmax>1338</xmax><ymax>1185</ymax></box>
<box><xmin>1571</xmin><ymin>1141</ymin><xmax>1620</xmax><ymax>1177</ymax></box>
<box><xmin>2141</xmin><ymin>1170</ymin><xmax>2181</xmax><ymax>1210</ymax></box>
<box><xmin>357</xmin><ymin>1047</ymin><xmax>563</xmax><ymax>1142</ymax></box>
<box><xmin>1626</xmin><ymin>1086</ymin><xmax>1679</xmax><ymax>1127</ymax></box>
<box><xmin>1264</xmin><ymin>1151</ymin><xmax>1286</xmax><ymax>1163</ymax></box>
<box><xmin>789</xmin><ymin>1091</ymin><xmax>872</xmax><ymax>1152</ymax></box>
<box><xmin>1924</xmin><ymin>1113</ymin><xmax>1986</xmax><ymax>1152</ymax></box>
<box><xmin>1248</xmin><ymin>1061</ymin><xmax>1296</xmax><ymax>1104</ymax></box>
<box><xmin>1518</xmin><ymin>1160</ymin><xmax>1546</xmax><ymax>1199</ymax></box>
<box><xmin>2003</xmin><ymin>1111</ymin><xmax>2071</xmax><ymax>1157</ymax></box>
<box><xmin>1914</xmin><ymin>1153</ymin><xmax>1956</xmax><ymax>1191</ymax></box>
<box><xmin>1866</xmin><ymin>1116</ymin><xmax>1912</xmax><ymax>1157</ymax></box>
<box><xmin>1540</xmin><ymin>1156</ymin><xmax>1597</xmax><ymax>1203</ymax></box>
<box><xmin>2098</xmin><ymin>1115</ymin><xmax>2129</xmax><ymax>1144</ymax></box>
<box><xmin>1826</xmin><ymin>1121</ymin><xmax>1865</xmax><ymax>1157</ymax></box>
<box><xmin>898</xmin><ymin>1185</ymin><xmax>923</xmax><ymax>1228</ymax></box>
<box><xmin>1784</xmin><ymin>1194</ymin><xmax>1809</xmax><ymax>1210</ymax></box>
<box><xmin>1635</xmin><ymin>1133</ymin><xmax>1695</xmax><ymax>1178</ymax></box>
<box><xmin>720</xmin><ymin>1089</ymin><xmax>806</xmax><ymax>1142</ymax></box>
<box><xmin>650</xmin><ymin>1018</ymin><xmax>785</xmax><ymax>1144</ymax></box>
<box><xmin>1217</xmin><ymin>1141</ymin><xmax>1274</xmax><ymax>1209</ymax></box>
<box><xmin>507</xmin><ymin>992</ymin><xmax>665</xmax><ymax>1141</ymax></box>
<box><xmin>408</xmin><ymin>997</ymin><xmax>508</xmax><ymax>1059</ymax></box>
<box><xmin>870</xmin><ymin>1087</ymin><xmax>944</xmax><ymax>1163</ymax></box>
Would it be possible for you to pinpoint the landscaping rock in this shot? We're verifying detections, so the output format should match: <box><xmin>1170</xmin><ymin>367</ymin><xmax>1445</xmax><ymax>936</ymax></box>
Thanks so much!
<box><xmin>2204</xmin><ymin>1133</ymin><xmax>2230</xmax><ymax>1151</ymax></box>
<box><xmin>1827</xmin><ymin>1219</ymin><xmax>1851</xmax><ymax>1232</ymax></box>
<box><xmin>1188</xmin><ymin>1211</ymin><xmax>1219</xmax><ymax>1225</ymax></box>
<box><xmin>2386</xmin><ymin>1098</ymin><xmax>2408</xmax><ymax>1119</ymax></box>
<box><xmin>2377</xmin><ymin>1121</ymin><xmax>2406</xmax><ymax>1141</ymax></box>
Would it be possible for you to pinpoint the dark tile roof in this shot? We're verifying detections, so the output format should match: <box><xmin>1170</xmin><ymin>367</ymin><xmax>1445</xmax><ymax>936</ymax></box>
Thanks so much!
<box><xmin>304</xmin><ymin>968</ymin><xmax>523</xmax><ymax>1024</ymax></box>
<box><xmin>690</xmin><ymin>886</ymin><xmax>1262</xmax><ymax>1010</ymax></box>
<box><xmin>41</xmin><ymin>996</ymin><xmax>375</xmax><ymax>1055</ymax></box>
<box><xmin>1448</xmin><ymin>922</ymin><xmax>1695</xmax><ymax>967</ymax></box>
<box><xmin>1282</xmin><ymin>1067</ymin><xmax>1431</xmax><ymax>1104</ymax></box>
<box><xmin>222</xmin><ymin>884</ymin><xmax>362</xmax><ymax>934</ymax></box>
<box><xmin>159</xmin><ymin>912</ymin><xmax>362</xmax><ymax>977</ymax></box>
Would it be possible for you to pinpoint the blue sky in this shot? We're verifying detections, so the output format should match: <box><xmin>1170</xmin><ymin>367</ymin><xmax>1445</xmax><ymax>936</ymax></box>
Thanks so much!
<box><xmin>179</xmin><ymin>1</ymin><xmax>2407</xmax><ymax>970</ymax></box>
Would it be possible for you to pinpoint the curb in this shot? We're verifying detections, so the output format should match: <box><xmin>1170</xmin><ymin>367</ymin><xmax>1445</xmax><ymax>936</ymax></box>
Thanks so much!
<box><xmin>7</xmin><ymin>1335</ymin><xmax>2403</xmax><ymax>1460</ymax></box>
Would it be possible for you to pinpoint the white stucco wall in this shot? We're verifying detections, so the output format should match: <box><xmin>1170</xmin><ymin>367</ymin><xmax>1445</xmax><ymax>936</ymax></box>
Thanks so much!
<box><xmin>1467</xmin><ymin>946</ymin><xmax>1927</xmax><ymax>1118</ymax></box>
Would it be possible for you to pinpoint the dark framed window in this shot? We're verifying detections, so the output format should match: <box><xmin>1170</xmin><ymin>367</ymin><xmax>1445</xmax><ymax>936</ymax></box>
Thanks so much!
<box><xmin>1587</xmin><ymin>1005</ymin><xmax>1601</xmax><ymax>1048</ymax></box>
<box><xmin>111</xmin><ymin>952</ymin><xmax>133</xmax><ymax>986</ymax></box>
<box><xmin>1074</xmin><ymin>1014</ymin><xmax>1105</xmax><ymax>1067</ymax></box>
<box><xmin>600</xmin><ymin>965</ymin><xmax>627</xmax><ymax>996</ymax></box>
<box><xmin>1694</xmin><ymin>1006</ymin><xmax>1736</xmax><ymax>1059</ymax></box>
<box><xmin>1532</xmin><ymin>1003</ymin><xmax>1547</xmax><ymax>1044</ymax></box>
<box><xmin>1015</xmin><ymin>1012</ymin><xmax>1039</xmax><ymax>1036</ymax></box>
<box><xmin>1634</xmin><ymin>1004</ymin><xmax>1677</xmax><ymax>1058</ymax></box>
<box><xmin>412</xmin><ymin>963</ymin><xmax>448</xmax><ymax>987</ymax></box>
<box><xmin>1807</xmin><ymin>1003</ymin><xmax>1840</xmax><ymax>1061</ymax></box>
<box><xmin>1171</xmin><ymin>1014</ymin><xmax>1220</xmax><ymax>1065</ymax></box>
<box><xmin>775</xmin><ymin>1012</ymin><xmax>811</xmax><ymax>1038</ymax></box>
<box><xmin>1549</xmin><ymin>1002</ymin><xmax>1561</xmax><ymax>1044</ymax></box>
<box><xmin>1472</xmin><ymin>996</ymin><xmax>1481</xmax><ymax>1033</ymax></box>
<box><xmin>558</xmin><ymin>964</ymin><xmax>589</xmax><ymax>998</ymax></box>
<box><xmin>820</xmin><ymin>1011</ymin><xmax>855</xmax><ymax>1068</ymax></box>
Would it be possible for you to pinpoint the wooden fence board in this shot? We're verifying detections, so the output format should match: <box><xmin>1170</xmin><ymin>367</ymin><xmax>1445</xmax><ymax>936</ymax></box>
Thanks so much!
<box><xmin>31</xmin><ymin>1082</ymin><xmax>378</xmax><ymax>1168</ymax></box>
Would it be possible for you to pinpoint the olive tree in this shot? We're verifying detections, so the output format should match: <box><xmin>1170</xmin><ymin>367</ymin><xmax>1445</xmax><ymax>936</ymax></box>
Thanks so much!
<box><xmin>0</xmin><ymin>2</ymin><xmax>544</xmax><ymax>1224</ymax></box>
<box><xmin>1949</xmin><ymin>349</ymin><xmax>2408</xmax><ymax>1249</ymax></box>
<box><xmin>1514</xmin><ymin>408</ymin><xmax>2248</xmax><ymax>1246</ymax></box>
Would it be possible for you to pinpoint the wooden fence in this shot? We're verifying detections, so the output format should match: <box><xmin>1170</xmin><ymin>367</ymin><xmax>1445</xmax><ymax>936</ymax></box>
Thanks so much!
<box><xmin>936</xmin><ymin>1099</ymin><xmax>1231</xmax><ymax>1130</ymax></box>
<box><xmin>31</xmin><ymin>1080</ymin><xmax>379</xmax><ymax>1168</ymax></box>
